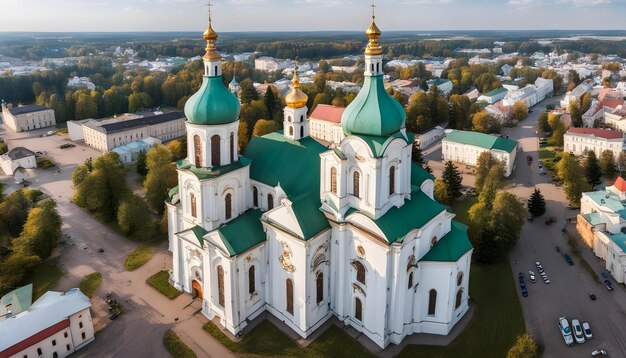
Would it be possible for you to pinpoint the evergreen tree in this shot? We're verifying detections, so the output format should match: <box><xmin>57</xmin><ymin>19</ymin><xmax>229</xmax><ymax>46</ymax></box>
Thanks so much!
<box><xmin>263</xmin><ymin>86</ymin><xmax>279</xmax><ymax>120</ymax></box>
<box><xmin>584</xmin><ymin>151</ymin><xmax>602</xmax><ymax>189</ymax></box>
<box><xmin>412</xmin><ymin>142</ymin><xmax>426</xmax><ymax>167</ymax></box>
<box><xmin>239</xmin><ymin>79</ymin><xmax>259</xmax><ymax>104</ymax></box>
<box><xmin>600</xmin><ymin>149</ymin><xmax>617</xmax><ymax>178</ymax></box>
<box><xmin>442</xmin><ymin>161</ymin><xmax>463</xmax><ymax>200</ymax></box>
<box><xmin>527</xmin><ymin>188</ymin><xmax>546</xmax><ymax>217</ymax></box>
<box><xmin>136</xmin><ymin>151</ymin><xmax>148</xmax><ymax>176</ymax></box>
<box><xmin>144</xmin><ymin>146</ymin><xmax>177</xmax><ymax>214</ymax></box>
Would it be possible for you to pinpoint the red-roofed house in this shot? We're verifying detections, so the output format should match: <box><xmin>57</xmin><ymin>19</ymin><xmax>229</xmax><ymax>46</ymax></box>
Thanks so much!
<box><xmin>612</xmin><ymin>176</ymin><xmax>626</xmax><ymax>194</ymax></box>
<box><xmin>564</xmin><ymin>127</ymin><xmax>625</xmax><ymax>159</ymax></box>
<box><xmin>309</xmin><ymin>104</ymin><xmax>346</xmax><ymax>145</ymax></box>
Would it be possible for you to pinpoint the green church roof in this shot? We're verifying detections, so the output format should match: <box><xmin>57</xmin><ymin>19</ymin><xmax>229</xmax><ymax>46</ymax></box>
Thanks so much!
<box><xmin>190</xmin><ymin>225</ymin><xmax>208</xmax><ymax>247</ymax></box>
<box><xmin>342</xmin><ymin>74</ymin><xmax>406</xmax><ymax>137</ymax></box>
<box><xmin>443</xmin><ymin>130</ymin><xmax>518</xmax><ymax>153</ymax></box>
<box><xmin>411</xmin><ymin>163</ymin><xmax>435</xmax><ymax>187</ymax></box>
<box><xmin>217</xmin><ymin>209</ymin><xmax>265</xmax><ymax>256</ymax></box>
<box><xmin>184</xmin><ymin>76</ymin><xmax>240</xmax><ymax>125</ymax></box>
<box><xmin>420</xmin><ymin>221</ymin><xmax>473</xmax><ymax>262</ymax></box>
<box><xmin>0</xmin><ymin>284</ymin><xmax>32</xmax><ymax>317</ymax></box>
<box><xmin>245</xmin><ymin>132</ymin><xmax>330</xmax><ymax>240</ymax></box>
<box><xmin>176</xmin><ymin>157</ymin><xmax>252</xmax><ymax>180</ymax></box>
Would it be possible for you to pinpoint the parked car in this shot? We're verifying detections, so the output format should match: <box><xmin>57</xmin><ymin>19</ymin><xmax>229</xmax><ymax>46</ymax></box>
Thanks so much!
<box><xmin>564</xmin><ymin>254</ymin><xmax>575</xmax><ymax>266</ymax></box>
<box><xmin>46</xmin><ymin>130</ymin><xmax>54</xmax><ymax>136</ymax></box>
<box><xmin>604</xmin><ymin>280</ymin><xmax>614</xmax><ymax>291</ymax></box>
<box><xmin>591</xmin><ymin>349</ymin><xmax>608</xmax><ymax>357</ymax></box>
<box><xmin>600</xmin><ymin>272</ymin><xmax>609</xmax><ymax>281</ymax></box>
<box><xmin>558</xmin><ymin>316</ymin><xmax>575</xmax><ymax>347</ymax></box>
<box><xmin>528</xmin><ymin>271</ymin><xmax>536</xmax><ymax>283</ymax></box>
<box><xmin>60</xmin><ymin>143</ymin><xmax>75</xmax><ymax>149</ymax></box>
<box><xmin>583</xmin><ymin>322</ymin><xmax>593</xmax><ymax>340</ymax></box>
<box><xmin>527</xmin><ymin>213</ymin><xmax>534</xmax><ymax>222</ymax></box>
<box><xmin>518</xmin><ymin>272</ymin><xmax>525</xmax><ymax>283</ymax></box>
<box><xmin>589</xmin><ymin>293</ymin><xmax>597</xmax><ymax>301</ymax></box>
<box><xmin>538</xmin><ymin>161</ymin><xmax>543</xmax><ymax>169</ymax></box>
<box><xmin>518</xmin><ymin>272</ymin><xmax>528</xmax><ymax>297</ymax></box>
<box><xmin>535</xmin><ymin>261</ymin><xmax>544</xmax><ymax>273</ymax></box>
<box><xmin>572</xmin><ymin>319</ymin><xmax>585</xmax><ymax>344</ymax></box>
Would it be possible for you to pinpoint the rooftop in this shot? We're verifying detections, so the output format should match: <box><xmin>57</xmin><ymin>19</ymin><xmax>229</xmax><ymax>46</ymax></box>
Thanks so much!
<box><xmin>608</xmin><ymin>232</ymin><xmax>626</xmax><ymax>255</ymax></box>
<box><xmin>0</xmin><ymin>288</ymin><xmax>91</xmax><ymax>354</ymax></box>
<box><xmin>443</xmin><ymin>130</ymin><xmax>518</xmax><ymax>153</ymax></box>
<box><xmin>217</xmin><ymin>209</ymin><xmax>265</xmax><ymax>256</ymax></box>
<box><xmin>95</xmin><ymin>112</ymin><xmax>184</xmax><ymax>134</ymax></box>
<box><xmin>6</xmin><ymin>147</ymin><xmax>35</xmax><ymax>160</ymax></box>
<box><xmin>420</xmin><ymin>221</ymin><xmax>473</xmax><ymax>262</ymax></box>
<box><xmin>585</xmin><ymin>191</ymin><xmax>626</xmax><ymax>218</ymax></box>
<box><xmin>566</xmin><ymin>127</ymin><xmax>624</xmax><ymax>140</ymax></box>
<box><xmin>482</xmin><ymin>87</ymin><xmax>508</xmax><ymax>97</ymax></box>
<box><xmin>5</xmin><ymin>105</ymin><xmax>50</xmax><ymax>116</ymax></box>
<box><xmin>309</xmin><ymin>104</ymin><xmax>345</xmax><ymax>124</ymax></box>
<box><xmin>0</xmin><ymin>284</ymin><xmax>32</xmax><ymax>321</ymax></box>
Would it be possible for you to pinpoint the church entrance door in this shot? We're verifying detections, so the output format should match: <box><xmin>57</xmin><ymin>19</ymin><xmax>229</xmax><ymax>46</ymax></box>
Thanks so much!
<box><xmin>192</xmin><ymin>280</ymin><xmax>203</xmax><ymax>299</ymax></box>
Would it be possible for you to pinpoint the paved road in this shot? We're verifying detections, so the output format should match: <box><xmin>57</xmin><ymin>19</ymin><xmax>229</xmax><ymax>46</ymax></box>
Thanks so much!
<box><xmin>425</xmin><ymin>97</ymin><xmax>626</xmax><ymax>357</ymax></box>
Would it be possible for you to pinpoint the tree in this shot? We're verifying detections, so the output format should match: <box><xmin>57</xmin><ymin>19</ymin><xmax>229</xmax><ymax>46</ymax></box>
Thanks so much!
<box><xmin>117</xmin><ymin>194</ymin><xmax>151</xmax><ymax>236</ymax></box>
<box><xmin>569</xmin><ymin>101</ymin><xmax>583</xmax><ymax>128</ymax></box>
<box><xmin>479</xmin><ymin>165</ymin><xmax>505</xmax><ymax>209</ymax></box>
<box><xmin>472</xmin><ymin>110</ymin><xmax>500</xmax><ymax>134</ymax></box>
<box><xmin>557</xmin><ymin>153</ymin><xmax>590</xmax><ymax>205</ymax></box>
<box><xmin>0</xmin><ymin>190</ymin><xmax>31</xmax><ymax>237</ymax></box>
<box><xmin>434</xmin><ymin>179</ymin><xmax>453</xmax><ymax>205</ymax></box>
<box><xmin>618</xmin><ymin>151</ymin><xmax>626</xmax><ymax>177</ymax></box>
<box><xmin>507</xmin><ymin>333</ymin><xmax>539</xmax><ymax>358</ymax></box>
<box><xmin>0</xmin><ymin>250</ymin><xmax>40</xmax><ymax>294</ymax></box>
<box><xmin>512</xmin><ymin>101</ymin><xmax>529</xmax><ymax>122</ymax></box>
<box><xmin>442</xmin><ymin>161</ymin><xmax>463</xmax><ymax>200</ymax></box>
<box><xmin>263</xmin><ymin>86</ymin><xmax>280</xmax><ymax>120</ymax></box>
<box><xmin>490</xmin><ymin>191</ymin><xmax>525</xmax><ymax>250</ymax></box>
<box><xmin>136</xmin><ymin>151</ymin><xmax>148</xmax><ymax>176</ymax></box>
<box><xmin>0</xmin><ymin>143</ymin><xmax>7</xmax><ymax>155</ymax></box>
<box><xmin>538</xmin><ymin>112</ymin><xmax>550</xmax><ymax>133</ymax></box>
<box><xmin>411</xmin><ymin>142</ymin><xmax>431</xmax><ymax>172</ymax></box>
<box><xmin>252</xmin><ymin>119</ymin><xmax>280</xmax><ymax>137</ymax></box>
<box><xmin>475</xmin><ymin>152</ymin><xmax>503</xmax><ymax>193</ymax></box>
<box><xmin>584</xmin><ymin>151</ymin><xmax>602</xmax><ymax>189</ymax></box>
<box><xmin>128</xmin><ymin>92</ymin><xmax>153</xmax><ymax>113</ymax></box>
<box><xmin>239</xmin><ymin>79</ymin><xmax>259</xmax><ymax>104</ymax></box>
<box><xmin>406</xmin><ymin>92</ymin><xmax>432</xmax><ymax>133</ymax></box>
<box><xmin>144</xmin><ymin>146</ymin><xmax>177</xmax><ymax>214</ymax></box>
<box><xmin>600</xmin><ymin>150</ymin><xmax>617</xmax><ymax>178</ymax></box>
<box><xmin>12</xmin><ymin>199</ymin><xmax>62</xmax><ymax>259</ymax></box>
<box><xmin>527</xmin><ymin>188</ymin><xmax>546</xmax><ymax>217</ymax></box>
<box><xmin>167</xmin><ymin>139</ymin><xmax>186</xmax><ymax>161</ymax></box>
<box><xmin>581</xmin><ymin>92</ymin><xmax>592</xmax><ymax>113</ymax></box>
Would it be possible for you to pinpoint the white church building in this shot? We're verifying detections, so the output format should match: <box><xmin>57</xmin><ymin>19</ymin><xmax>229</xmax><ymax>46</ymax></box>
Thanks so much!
<box><xmin>167</xmin><ymin>11</ymin><xmax>473</xmax><ymax>349</ymax></box>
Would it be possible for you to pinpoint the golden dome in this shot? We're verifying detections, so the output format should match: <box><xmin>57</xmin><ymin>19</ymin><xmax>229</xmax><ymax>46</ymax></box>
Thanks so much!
<box><xmin>364</xmin><ymin>16</ymin><xmax>383</xmax><ymax>56</ymax></box>
<box><xmin>285</xmin><ymin>66</ymin><xmax>308</xmax><ymax>108</ymax></box>
<box><xmin>202</xmin><ymin>5</ymin><xmax>221</xmax><ymax>60</ymax></box>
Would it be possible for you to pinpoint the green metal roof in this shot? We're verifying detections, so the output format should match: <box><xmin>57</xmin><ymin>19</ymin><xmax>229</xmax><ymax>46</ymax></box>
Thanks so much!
<box><xmin>584</xmin><ymin>191</ymin><xmax>626</xmax><ymax>217</ymax></box>
<box><xmin>245</xmin><ymin>132</ymin><xmax>330</xmax><ymax>240</ymax></box>
<box><xmin>167</xmin><ymin>186</ymin><xmax>179</xmax><ymax>203</ymax></box>
<box><xmin>426</xmin><ymin>78</ymin><xmax>451</xmax><ymax>86</ymax></box>
<box><xmin>342</xmin><ymin>74</ymin><xmax>406</xmax><ymax>137</ymax></box>
<box><xmin>184</xmin><ymin>76</ymin><xmax>241</xmax><ymax>126</ymax></box>
<box><xmin>176</xmin><ymin>157</ymin><xmax>251</xmax><ymax>180</ymax></box>
<box><xmin>483</xmin><ymin>87</ymin><xmax>508</xmax><ymax>97</ymax></box>
<box><xmin>217</xmin><ymin>210</ymin><xmax>265</xmax><ymax>256</ymax></box>
<box><xmin>358</xmin><ymin>190</ymin><xmax>445</xmax><ymax>244</ymax></box>
<box><xmin>0</xmin><ymin>284</ymin><xmax>32</xmax><ymax>317</ymax></box>
<box><xmin>443</xmin><ymin>130</ymin><xmax>518</xmax><ymax>153</ymax></box>
<box><xmin>411</xmin><ymin>163</ymin><xmax>435</xmax><ymax>188</ymax></box>
<box><xmin>420</xmin><ymin>221</ymin><xmax>473</xmax><ymax>262</ymax></box>
<box><xmin>582</xmin><ymin>212</ymin><xmax>603</xmax><ymax>226</ymax></box>
<box><xmin>608</xmin><ymin>232</ymin><xmax>626</xmax><ymax>254</ymax></box>
<box><xmin>353</xmin><ymin>131</ymin><xmax>411</xmax><ymax>158</ymax></box>
<box><xmin>191</xmin><ymin>225</ymin><xmax>207</xmax><ymax>247</ymax></box>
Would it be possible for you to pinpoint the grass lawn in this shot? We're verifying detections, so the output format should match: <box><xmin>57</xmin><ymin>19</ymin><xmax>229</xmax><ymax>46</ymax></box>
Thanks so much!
<box><xmin>124</xmin><ymin>243</ymin><xmax>156</xmax><ymax>271</ymax></box>
<box><xmin>538</xmin><ymin>149</ymin><xmax>556</xmax><ymax>160</ymax></box>
<box><xmin>163</xmin><ymin>329</ymin><xmax>197</xmax><ymax>358</ymax></box>
<box><xmin>146</xmin><ymin>270</ymin><xmax>181</xmax><ymax>299</ymax></box>
<box><xmin>79</xmin><ymin>272</ymin><xmax>102</xmax><ymax>298</ymax></box>
<box><xmin>26</xmin><ymin>260</ymin><xmax>63</xmax><ymax>300</ymax></box>
<box><xmin>203</xmin><ymin>320</ymin><xmax>373</xmax><ymax>357</ymax></box>
<box><xmin>36</xmin><ymin>157</ymin><xmax>55</xmax><ymax>169</ymax></box>
<box><xmin>451</xmin><ymin>196</ymin><xmax>478</xmax><ymax>225</ymax></box>
<box><xmin>397</xmin><ymin>260</ymin><xmax>525</xmax><ymax>358</ymax></box>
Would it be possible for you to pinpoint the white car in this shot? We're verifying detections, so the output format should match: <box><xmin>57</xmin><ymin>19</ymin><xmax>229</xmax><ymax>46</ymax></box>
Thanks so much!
<box><xmin>583</xmin><ymin>322</ymin><xmax>593</xmax><ymax>340</ymax></box>
<box><xmin>558</xmin><ymin>316</ymin><xmax>574</xmax><ymax>347</ymax></box>
<box><xmin>528</xmin><ymin>271</ymin><xmax>536</xmax><ymax>283</ymax></box>
<box><xmin>572</xmin><ymin>319</ymin><xmax>585</xmax><ymax>344</ymax></box>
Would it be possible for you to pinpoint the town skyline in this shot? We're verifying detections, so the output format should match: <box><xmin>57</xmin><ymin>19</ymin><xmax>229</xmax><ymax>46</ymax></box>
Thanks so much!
<box><xmin>2</xmin><ymin>0</ymin><xmax>626</xmax><ymax>32</ymax></box>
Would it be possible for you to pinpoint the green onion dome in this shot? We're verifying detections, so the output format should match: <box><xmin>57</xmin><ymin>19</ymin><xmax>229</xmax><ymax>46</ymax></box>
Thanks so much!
<box><xmin>184</xmin><ymin>76</ymin><xmax>241</xmax><ymax>125</ymax></box>
<box><xmin>341</xmin><ymin>75</ymin><xmax>405</xmax><ymax>137</ymax></box>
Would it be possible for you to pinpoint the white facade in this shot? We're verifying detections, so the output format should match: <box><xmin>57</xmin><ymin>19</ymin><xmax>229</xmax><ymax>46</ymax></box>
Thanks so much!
<box><xmin>477</xmin><ymin>88</ymin><xmax>508</xmax><ymax>104</ymax></box>
<box><xmin>0</xmin><ymin>147</ymin><xmax>36</xmax><ymax>175</ymax></box>
<box><xmin>0</xmin><ymin>289</ymin><xmax>94</xmax><ymax>358</ymax></box>
<box><xmin>503</xmin><ymin>85</ymin><xmax>538</xmax><ymax>108</ymax></box>
<box><xmin>442</xmin><ymin>130</ymin><xmax>518</xmax><ymax>177</ymax></box>
<box><xmin>1</xmin><ymin>103</ymin><xmax>56</xmax><ymax>133</ymax></box>
<box><xmin>308</xmin><ymin>104</ymin><xmax>346</xmax><ymax>146</ymax></box>
<box><xmin>564</xmin><ymin>128</ymin><xmax>624</xmax><ymax>159</ymax></box>
<box><xmin>168</xmin><ymin>15</ymin><xmax>473</xmax><ymax>351</ymax></box>
<box><xmin>534</xmin><ymin>77</ymin><xmax>554</xmax><ymax>102</ymax></box>
<box><xmin>255</xmin><ymin>57</ymin><xmax>291</xmax><ymax>72</ymax></box>
<box><xmin>560</xmin><ymin>82</ymin><xmax>593</xmax><ymax>109</ymax></box>
<box><xmin>416</xmin><ymin>126</ymin><xmax>445</xmax><ymax>149</ymax></box>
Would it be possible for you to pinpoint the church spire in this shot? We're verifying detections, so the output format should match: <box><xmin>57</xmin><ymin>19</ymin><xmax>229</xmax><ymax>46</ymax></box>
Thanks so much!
<box><xmin>285</xmin><ymin>64</ymin><xmax>308</xmax><ymax>109</ymax></box>
<box><xmin>364</xmin><ymin>3</ymin><xmax>382</xmax><ymax>57</ymax></box>
<box><xmin>203</xmin><ymin>2</ymin><xmax>221</xmax><ymax>61</ymax></box>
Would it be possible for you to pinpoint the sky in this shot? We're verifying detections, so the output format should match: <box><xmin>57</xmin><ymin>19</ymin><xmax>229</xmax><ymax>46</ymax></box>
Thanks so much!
<box><xmin>2</xmin><ymin>0</ymin><xmax>626</xmax><ymax>32</ymax></box>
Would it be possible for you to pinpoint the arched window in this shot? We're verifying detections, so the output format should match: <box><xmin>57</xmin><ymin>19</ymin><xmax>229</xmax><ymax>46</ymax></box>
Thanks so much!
<box><xmin>355</xmin><ymin>297</ymin><xmax>362</xmax><ymax>321</ymax></box>
<box><xmin>316</xmin><ymin>272</ymin><xmax>324</xmax><ymax>304</ymax></box>
<box><xmin>330</xmin><ymin>167</ymin><xmax>337</xmax><ymax>194</ymax></box>
<box><xmin>225</xmin><ymin>193</ymin><xmax>232</xmax><ymax>220</ymax></box>
<box><xmin>300</xmin><ymin>126</ymin><xmax>304</xmax><ymax>138</ymax></box>
<box><xmin>376</xmin><ymin>62</ymin><xmax>380</xmax><ymax>73</ymax></box>
<box><xmin>248</xmin><ymin>266</ymin><xmax>256</xmax><ymax>294</ymax></box>
<box><xmin>389</xmin><ymin>166</ymin><xmax>396</xmax><ymax>196</ymax></box>
<box><xmin>428</xmin><ymin>289</ymin><xmax>437</xmax><ymax>315</ymax></box>
<box><xmin>353</xmin><ymin>261</ymin><xmax>365</xmax><ymax>285</ymax></box>
<box><xmin>370</xmin><ymin>63</ymin><xmax>374</xmax><ymax>72</ymax></box>
<box><xmin>211</xmin><ymin>135</ymin><xmax>221</xmax><ymax>167</ymax></box>
<box><xmin>267</xmin><ymin>194</ymin><xmax>274</xmax><ymax>210</ymax></box>
<box><xmin>408</xmin><ymin>272</ymin><xmax>413</xmax><ymax>289</ymax></box>
<box><xmin>190</xmin><ymin>193</ymin><xmax>197</xmax><ymax>218</ymax></box>
<box><xmin>457</xmin><ymin>272</ymin><xmax>464</xmax><ymax>286</ymax></box>
<box><xmin>252</xmin><ymin>187</ymin><xmax>259</xmax><ymax>207</ymax></box>
<box><xmin>431</xmin><ymin>236</ymin><xmax>438</xmax><ymax>248</ymax></box>
<box><xmin>455</xmin><ymin>289</ymin><xmax>463</xmax><ymax>309</ymax></box>
<box><xmin>193</xmin><ymin>134</ymin><xmax>202</xmax><ymax>167</ymax></box>
<box><xmin>289</xmin><ymin>126</ymin><xmax>294</xmax><ymax>136</ymax></box>
<box><xmin>217</xmin><ymin>265</ymin><xmax>225</xmax><ymax>307</ymax></box>
<box><xmin>286</xmin><ymin>279</ymin><xmax>294</xmax><ymax>315</ymax></box>
<box><xmin>353</xmin><ymin>171</ymin><xmax>360</xmax><ymax>198</ymax></box>
<box><xmin>300</xmin><ymin>115</ymin><xmax>304</xmax><ymax>122</ymax></box>
<box><xmin>288</xmin><ymin>116</ymin><xmax>292</xmax><ymax>122</ymax></box>
<box><xmin>214</xmin><ymin>65</ymin><xmax>218</xmax><ymax>75</ymax></box>
<box><xmin>229</xmin><ymin>133</ymin><xmax>235</xmax><ymax>163</ymax></box>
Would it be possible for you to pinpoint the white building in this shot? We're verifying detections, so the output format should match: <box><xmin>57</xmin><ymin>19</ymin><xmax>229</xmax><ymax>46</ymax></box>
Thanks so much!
<box><xmin>560</xmin><ymin>82</ymin><xmax>593</xmax><ymax>109</ymax></box>
<box><xmin>442</xmin><ymin>130</ymin><xmax>518</xmax><ymax>177</ymax></box>
<box><xmin>1</xmin><ymin>103</ymin><xmax>56</xmax><ymax>133</ymax></box>
<box><xmin>167</xmin><ymin>14</ymin><xmax>473</xmax><ymax>350</ymax></box>
<box><xmin>0</xmin><ymin>147</ymin><xmax>37</xmax><ymax>175</ymax></box>
<box><xmin>80</xmin><ymin>112</ymin><xmax>185</xmax><ymax>152</ymax></box>
<box><xmin>577</xmin><ymin>178</ymin><xmax>626</xmax><ymax>284</ymax></box>
<box><xmin>255</xmin><ymin>57</ymin><xmax>291</xmax><ymax>72</ymax></box>
<box><xmin>0</xmin><ymin>288</ymin><xmax>94</xmax><ymax>358</ymax></box>
<box><xmin>502</xmin><ymin>85</ymin><xmax>538</xmax><ymax>108</ymax></box>
<box><xmin>416</xmin><ymin>126</ymin><xmax>445</xmax><ymax>149</ymax></box>
<box><xmin>308</xmin><ymin>104</ymin><xmax>345</xmax><ymax>146</ymax></box>
<box><xmin>603</xmin><ymin>106</ymin><xmax>626</xmax><ymax>132</ymax></box>
<box><xmin>477</xmin><ymin>87</ymin><xmax>508</xmax><ymax>104</ymax></box>
<box><xmin>564</xmin><ymin>128</ymin><xmax>624</xmax><ymax>159</ymax></box>
<box><xmin>67</xmin><ymin>76</ymin><xmax>96</xmax><ymax>91</ymax></box>
<box><xmin>425</xmin><ymin>78</ymin><xmax>453</xmax><ymax>96</ymax></box>
<box><xmin>501</xmin><ymin>64</ymin><xmax>513</xmax><ymax>77</ymax></box>
<box><xmin>534</xmin><ymin>77</ymin><xmax>554</xmax><ymax>102</ymax></box>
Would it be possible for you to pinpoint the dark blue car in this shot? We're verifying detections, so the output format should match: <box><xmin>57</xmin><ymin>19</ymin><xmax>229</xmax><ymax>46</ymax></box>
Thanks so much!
<box><xmin>563</xmin><ymin>254</ymin><xmax>574</xmax><ymax>266</ymax></box>
<box><xmin>518</xmin><ymin>272</ymin><xmax>528</xmax><ymax>297</ymax></box>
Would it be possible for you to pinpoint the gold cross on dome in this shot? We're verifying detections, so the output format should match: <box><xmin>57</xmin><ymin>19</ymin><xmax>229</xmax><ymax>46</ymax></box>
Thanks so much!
<box><xmin>371</xmin><ymin>3</ymin><xmax>376</xmax><ymax>18</ymax></box>
<box><xmin>206</xmin><ymin>1</ymin><xmax>213</xmax><ymax>22</ymax></box>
